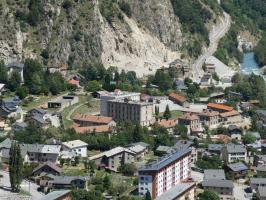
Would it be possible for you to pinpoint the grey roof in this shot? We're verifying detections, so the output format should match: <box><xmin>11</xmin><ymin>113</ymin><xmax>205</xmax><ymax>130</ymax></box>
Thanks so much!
<box><xmin>13</xmin><ymin>122</ymin><xmax>28</xmax><ymax>129</ymax></box>
<box><xmin>173</xmin><ymin>140</ymin><xmax>193</xmax><ymax>151</ymax></box>
<box><xmin>0</xmin><ymin>96</ymin><xmax>21</xmax><ymax>113</ymax></box>
<box><xmin>227</xmin><ymin>162</ymin><xmax>248</xmax><ymax>172</ymax></box>
<box><xmin>228</xmin><ymin>125</ymin><xmax>242</xmax><ymax>132</ymax></box>
<box><xmin>202</xmin><ymin>179</ymin><xmax>234</xmax><ymax>188</ymax></box>
<box><xmin>29</xmin><ymin>108</ymin><xmax>47</xmax><ymax>115</ymax></box>
<box><xmin>40</xmin><ymin>190</ymin><xmax>71</xmax><ymax>200</ymax></box>
<box><xmin>156</xmin><ymin>145</ymin><xmax>172</xmax><ymax>152</ymax></box>
<box><xmin>139</xmin><ymin>148</ymin><xmax>191</xmax><ymax>172</ymax></box>
<box><xmin>255</xmin><ymin>155</ymin><xmax>266</xmax><ymax>162</ymax></box>
<box><xmin>32</xmin><ymin>161</ymin><xmax>62</xmax><ymax>174</ymax></box>
<box><xmin>204</xmin><ymin>169</ymin><xmax>225</xmax><ymax>180</ymax></box>
<box><xmin>256</xmin><ymin>164</ymin><xmax>266</xmax><ymax>172</ymax></box>
<box><xmin>128</xmin><ymin>145</ymin><xmax>146</xmax><ymax>154</ymax></box>
<box><xmin>0</xmin><ymin>138</ymin><xmax>12</xmax><ymax>149</ymax></box>
<box><xmin>156</xmin><ymin>182</ymin><xmax>195</xmax><ymax>200</ymax></box>
<box><xmin>208</xmin><ymin>144</ymin><xmax>224</xmax><ymax>152</ymax></box>
<box><xmin>31</xmin><ymin>114</ymin><xmax>46</xmax><ymax>124</ymax></box>
<box><xmin>251</xmin><ymin>178</ymin><xmax>266</xmax><ymax>184</ymax></box>
<box><xmin>258</xmin><ymin>186</ymin><xmax>266</xmax><ymax>197</ymax></box>
<box><xmin>225</xmin><ymin>144</ymin><xmax>246</xmax><ymax>153</ymax></box>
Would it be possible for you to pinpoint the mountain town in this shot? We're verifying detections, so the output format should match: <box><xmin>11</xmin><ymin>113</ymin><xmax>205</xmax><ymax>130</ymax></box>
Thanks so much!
<box><xmin>0</xmin><ymin>0</ymin><xmax>266</xmax><ymax>200</ymax></box>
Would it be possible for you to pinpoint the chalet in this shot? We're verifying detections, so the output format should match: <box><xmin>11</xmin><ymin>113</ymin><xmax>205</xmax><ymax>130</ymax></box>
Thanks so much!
<box><xmin>207</xmin><ymin>103</ymin><xmax>233</xmax><ymax>113</ymax></box>
<box><xmin>32</xmin><ymin>161</ymin><xmax>62</xmax><ymax>177</ymax></box>
<box><xmin>202</xmin><ymin>180</ymin><xmax>234</xmax><ymax>200</ymax></box>
<box><xmin>62</xmin><ymin>140</ymin><xmax>88</xmax><ymax>157</ymax></box>
<box><xmin>178</xmin><ymin>113</ymin><xmax>202</xmax><ymax>135</ymax></box>
<box><xmin>256</xmin><ymin>165</ymin><xmax>266</xmax><ymax>178</ymax></box>
<box><xmin>220</xmin><ymin>110</ymin><xmax>243</xmax><ymax>125</ymax></box>
<box><xmin>199</xmin><ymin>109</ymin><xmax>220</xmax><ymax>129</ymax></box>
<box><xmin>169</xmin><ymin>92</ymin><xmax>190</xmax><ymax>108</ymax></box>
<box><xmin>221</xmin><ymin>144</ymin><xmax>247</xmax><ymax>163</ymax></box>
<box><xmin>225</xmin><ymin>162</ymin><xmax>248</xmax><ymax>179</ymax></box>
<box><xmin>158</xmin><ymin>119</ymin><xmax>177</xmax><ymax>134</ymax></box>
<box><xmin>228</xmin><ymin>125</ymin><xmax>242</xmax><ymax>140</ymax></box>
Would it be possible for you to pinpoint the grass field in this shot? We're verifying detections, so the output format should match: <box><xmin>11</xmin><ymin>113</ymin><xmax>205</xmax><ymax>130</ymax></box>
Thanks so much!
<box><xmin>159</xmin><ymin>110</ymin><xmax>183</xmax><ymax>119</ymax></box>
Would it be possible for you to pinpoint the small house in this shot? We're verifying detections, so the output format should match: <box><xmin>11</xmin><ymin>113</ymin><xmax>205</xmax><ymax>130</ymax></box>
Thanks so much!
<box><xmin>226</xmin><ymin>162</ymin><xmax>248</xmax><ymax>179</ymax></box>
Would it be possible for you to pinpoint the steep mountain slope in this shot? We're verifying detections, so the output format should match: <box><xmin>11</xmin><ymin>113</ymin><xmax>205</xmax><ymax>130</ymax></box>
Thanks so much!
<box><xmin>0</xmin><ymin>0</ymin><xmax>221</xmax><ymax>75</ymax></box>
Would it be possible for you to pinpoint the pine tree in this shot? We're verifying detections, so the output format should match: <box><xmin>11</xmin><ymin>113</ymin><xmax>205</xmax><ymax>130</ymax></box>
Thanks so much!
<box><xmin>155</xmin><ymin>106</ymin><xmax>159</xmax><ymax>121</ymax></box>
<box><xmin>145</xmin><ymin>190</ymin><xmax>152</xmax><ymax>200</ymax></box>
<box><xmin>133</xmin><ymin>124</ymin><xmax>144</xmax><ymax>142</ymax></box>
<box><xmin>9</xmin><ymin>141</ymin><xmax>23</xmax><ymax>192</ymax></box>
<box><xmin>163</xmin><ymin>104</ymin><xmax>171</xmax><ymax>120</ymax></box>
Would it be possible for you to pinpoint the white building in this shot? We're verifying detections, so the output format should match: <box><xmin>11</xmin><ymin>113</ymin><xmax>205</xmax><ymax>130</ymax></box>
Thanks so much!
<box><xmin>221</xmin><ymin>144</ymin><xmax>247</xmax><ymax>163</ymax></box>
<box><xmin>138</xmin><ymin>148</ymin><xmax>191</xmax><ymax>199</ymax></box>
<box><xmin>62</xmin><ymin>140</ymin><xmax>88</xmax><ymax>157</ymax></box>
<box><xmin>100</xmin><ymin>89</ymin><xmax>141</xmax><ymax>116</ymax></box>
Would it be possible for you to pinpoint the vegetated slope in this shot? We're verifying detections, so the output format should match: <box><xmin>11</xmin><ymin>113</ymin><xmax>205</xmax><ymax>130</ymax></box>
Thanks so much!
<box><xmin>0</xmin><ymin>0</ymin><xmax>221</xmax><ymax>73</ymax></box>
<box><xmin>215</xmin><ymin>0</ymin><xmax>266</xmax><ymax>66</ymax></box>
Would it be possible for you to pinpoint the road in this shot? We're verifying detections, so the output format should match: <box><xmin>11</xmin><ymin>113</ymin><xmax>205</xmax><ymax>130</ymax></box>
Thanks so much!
<box><xmin>192</xmin><ymin>12</ymin><xmax>231</xmax><ymax>83</ymax></box>
<box><xmin>0</xmin><ymin>170</ymin><xmax>44</xmax><ymax>200</ymax></box>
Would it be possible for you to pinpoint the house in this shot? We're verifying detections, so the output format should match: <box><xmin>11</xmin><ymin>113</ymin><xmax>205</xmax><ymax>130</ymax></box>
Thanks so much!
<box><xmin>258</xmin><ymin>186</ymin><xmax>266</xmax><ymax>200</ymax></box>
<box><xmin>178</xmin><ymin>113</ymin><xmax>202</xmax><ymax>135</ymax></box>
<box><xmin>207</xmin><ymin>103</ymin><xmax>234</xmax><ymax>113</ymax></box>
<box><xmin>0</xmin><ymin>96</ymin><xmax>21</xmax><ymax>118</ymax></box>
<box><xmin>48</xmin><ymin>96</ymin><xmax>79</xmax><ymax>110</ymax></box>
<box><xmin>200</xmin><ymin>73</ymin><xmax>213</xmax><ymax>86</ymax></box>
<box><xmin>239</xmin><ymin>102</ymin><xmax>253</xmax><ymax>111</ymax></box>
<box><xmin>138</xmin><ymin>148</ymin><xmax>191</xmax><ymax>198</ymax></box>
<box><xmin>26</xmin><ymin>109</ymin><xmax>51</xmax><ymax>129</ymax></box>
<box><xmin>169</xmin><ymin>92</ymin><xmax>190</xmax><ymax>108</ymax></box>
<box><xmin>40</xmin><ymin>190</ymin><xmax>71</xmax><ymax>200</ymax></box>
<box><xmin>210</xmin><ymin>134</ymin><xmax>231</xmax><ymax>144</ymax></box>
<box><xmin>228</xmin><ymin>91</ymin><xmax>242</xmax><ymax>99</ymax></box>
<box><xmin>225</xmin><ymin>162</ymin><xmax>248</xmax><ymax>179</ymax></box>
<box><xmin>201</xmin><ymin>180</ymin><xmax>234</xmax><ymax>200</ymax></box>
<box><xmin>62</xmin><ymin>140</ymin><xmax>88</xmax><ymax>157</ymax></box>
<box><xmin>220</xmin><ymin>110</ymin><xmax>243</xmax><ymax>125</ymax></box>
<box><xmin>256</xmin><ymin>165</ymin><xmax>266</xmax><ymax>178</ymax></box>
<box><xmin>72</xmin><ymin>124</ymin><xmax>112</xmax><ymax>134</ymax></box>
<box><xmin>48</xmin><ymin>176</ymin><xmax>88</xmax><ymax>189</ymax></box>
<box><xmin>228</xmin><ymin>125</ymin><xmax>242</xmax><ymax>140</ymax></box>
<box><xmin>32</xmin><ymin>161</ymin><xmax>62</xmax><ymax>177</ymax></box>
<box><xmin>89</xmin><ymin>147</ymin><xmax>135</xmax><ymax>172</ymax></box>
<box><xmin>250</xmin><ymin>178</ymin><xmax>266</xmax><ymax>190</ymax></box>
<box><xmin>204</xmin><ymin>169</ymin><xmax>225</xmax><ymax>180</ymax></box>
<box><xmin>12</xmin><ymin>122</ymin><xmax>28</xmax><ymax>132</ymax></box>
<box><xmin>175</xmin><ymin>79</ymin><xmax>188</xmax><ymax>91</ymax></box>
<box><xmin>156</xmin><ymin>182</ymin><xmax>196</xmax><ymax>200</ymax></box>
<box><xmin>0</xmin><ymin>83</ymin><xmax>5</xmax><ymax>96</ymax></box>
<box><xmin>208</xmin><ymin>144</ymin><xmax>224</xmax><ymax>155</ymax></box>
<box><xmin>199</xmin><ymin>109</ymin><xmax>220</xmax><ymax>129</ymax></box>
<box><xmin>158</xmin><ymin>119</ymin><xmax>177</xmax><ymax>134</ymax></box>
<box><xmin>126</xmin><ymin>142</ymin><xmax>149</xmax><ymax>161</ymax></box>
<box><xmin>221</xmin><ymin>144</ymin><xmax>247</xmax><ymax>163</ymax></box>
<box><xmin>73</xmin><ymin>114</ymin><xmax>116</xmax><ymax>127</ymax></box>
<box><xmin>7</xmin><ymin>62</ymin><xmax>24</xmax><ymax>82</ymax></box>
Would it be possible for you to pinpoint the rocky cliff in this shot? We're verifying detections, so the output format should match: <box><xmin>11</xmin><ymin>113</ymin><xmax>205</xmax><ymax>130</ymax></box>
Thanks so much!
<box><xmin>0</xmin><ymin>0</ymin><xmax>219</xmax><ymax>76</ymax></box>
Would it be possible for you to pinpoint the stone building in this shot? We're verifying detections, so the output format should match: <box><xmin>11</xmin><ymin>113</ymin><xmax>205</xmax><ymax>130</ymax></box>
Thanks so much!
<box><xmin>199</xmin><ymin>109</ymin><xmax>220</xmax><ymax>129</ymax></box>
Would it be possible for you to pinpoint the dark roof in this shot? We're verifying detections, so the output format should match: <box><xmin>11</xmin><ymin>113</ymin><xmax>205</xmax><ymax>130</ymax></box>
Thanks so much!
<box><xmin>32</xmin><ymin>161</ymin><xmax>62</xmax><ymax>174</ymax></box>
<box><xmin>251</xmin><ymin>178</ymin><xmax>266</xmax><ymax>184</ymax></box>
<box><xmin>139</xmin><ymin>148</ymin><xmax>191</xmax><ymax>172</ymax></box>
<box><xmin>40</xmin><ymin>190</ymin><xmax>71</xmax><ymax>200</ymax></box>
<box><xmin>31</xmin><ymin>114</ymin><xmax>46</xmax><ymax>124</ymax></box>
<box><xmin>228</xmin><ymin>125</ymin><xmax>242</xmax><ymax>132</ymax></box>
<box><xmin>173</xmin><ymin>140</ymin><xmax>193</xmax><ymax>151</ymax></box>
<box><xmin>256</xmin><ymin>164</ymin><xmax>266</xmax><ymax>172</ymax></box>
<box><xmin>202</xmin><ymin>179</ymin><xmax>234</xmax><ymax>188</ymax></box>
<box><xmin>204</xmin><ymin>169</ymin><xmax>225</xmax><ymax>180</ymax></box>
<box><xmin>0</xmin><ymin>96</ymin><xmax>21</xmax><ymax>113</ymax></box>
<box><xmin>227</xmin><ymin>162</ymin><xmax>248</xmax><ymax>172</ymax></box>
<box><xmin>29</xmin><ymin>108</ymin><xmax>47</xmax><ymax>115</ymax></box>
<box><xmin>224</xmin><ymin>144</ymin><xmax>246</xmax><ymax>153</ymax></box>
<box><xmin>208</xmin><ymin>144</ymin><xmax>224</xmax><ymax>152</ymax></box>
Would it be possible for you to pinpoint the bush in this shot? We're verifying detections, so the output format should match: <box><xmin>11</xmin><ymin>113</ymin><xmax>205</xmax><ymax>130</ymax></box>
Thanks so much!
<box><xmin>62</xmin><ymin>0</ymin><xmax>73</xmax><ymax>10</ymax></box>
<box><xmin>119</xmin><ymin>1</ymin><xmax>131</xmax><ymax>17</ymax></box>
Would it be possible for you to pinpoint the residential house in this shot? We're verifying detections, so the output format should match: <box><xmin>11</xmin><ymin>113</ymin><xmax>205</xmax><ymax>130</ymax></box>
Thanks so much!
<box><xmin>169</xmin><ymin>92</ymin><xmax>190</xmax><ymax>108</ymax></box>
<box><xmin>0</xmin><ymin>96</ymin><xmax>21</xmax><ymax>118</ymax></box>
<box><xmin>201</xmin><ymin>180</ymin><xmax>234</xmax><ymax>200</ymax></box>
<box><xmin>221</xmin><ymin>144</ymin><xmax>247</xmax><ymax>163</ymax></box>
<box><xmin>225</xmin><ymin>162</ymin><xmax>248</xmax><ymax>179</ymax></box>
<box><xmin>204</xmin><ymin>169</ymin><xmax>225</xmax><ymax>180</ymax></box>
<box><xmin>72</xmin><ymin>125</ymin><xmax>111</xmax><ymax>134</ymax></box>
<box><xmin>210</xmin><ymin>134</ymin><xmax>231</xmax><ymax>144</ymax></box>
<box><xmin>250</xmin><ymin>178</ymin><xmax>266</xmax><ymax>190</ymax></box>
<box><xmin>178</xmin><ymin>113</ymin><xmax>202</xmax><ymax>135</ymax></box>
<box><xmin>138</xmin><ymin>148</ymin><xmax>192</xmax><ymax>198</ymax></box>
<box><xmin>199</xmin><ymin>109</ymin><xmax>220</xmax><ymax>129</ymax></box>
<box><xmin>73</xmin><ymin>114</ymin><xmax>116</xmax><ymax>127</ymax></box>
<box><xmin>258</xmin><ymin>186</ymin><xmax>266</xmax><ymax>200</ymax></box>
<box><xmin>220</xmin><ymin>110</ymin><xmax>243</xmax><ymax>125</ymax></box>
<box><xmin>228</xmin><ymin>125</ymin><xmax>242</xmax><ymax>140</ymax></box>
<box><xmin>32</xmin><ymin>161</ymin><xmax>62</xmax><ymax>177</ymax></box>
<box><xmin>228</xmin><ymin>91</ymin><xmax>242</xmax><ymax>99</ymax></box>
<box><xmin>207</xmin><ymin>103</ymin><xmax>234</xmax><ymax>113</ymax></box>
<box><xmin>40</xmin><ymin>190</ymin><xmax>71</xmax><ymax>200</ymax></box>
<box><xmin>239</xmin><ymin>102</ymin><xmax>253</xmax><ymax>111</ymax></box>
<box><xmin>256</xmin><ymin>165</ymin><xmax>266</xmax><ymax>178</ymax></box>
<box><xmin>89</xmin><ymin>147</ymin><xmax>136</xmax><ymax>172</ymax></box>
<box><xmin>208</xmin><ymin>144</ymin><xmax>224</xmax><ymax>155</ymax></box>
<box><xmin>175</xmin><ymin>79</ymin><xmax>188</xmax><ymax>91</ymax></box>
<box><xmin>158</xmin><ymin>119</ymin><xmax>177</xmax><ymax>134</ymax></box>
<box><xmin>200</xmin><ymin>73</ymin><xmax>213</xmax><ymax>86</ymax></box>
<box><xmin>62</xmin><ymin>140</ymin><xmax>88</xmax><ymax>157</ymax></box>
<box><xmin>126</xmin><ymin>142</ymin><xmax>149</xmax><ymax>161</ymax></box>
<box><xmin>68</xmin><ymin>79</ymin><xmax>80</xmax><ymax>87</ymax></box>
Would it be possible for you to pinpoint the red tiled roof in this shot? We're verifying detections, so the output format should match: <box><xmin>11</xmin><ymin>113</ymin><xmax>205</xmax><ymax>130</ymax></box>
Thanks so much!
<box><xmin>158</xmin><ymin>119</ymin><xmax>177</xmax><ymax>128</ymax></box>
<box><xmin>207</xmin><ymin>103</ymin><xmax>233</xmax><ymax>112</ymax></box>
<box><xmin>68</xmin><ymin>79</ymin><xmax>79</xmax><ymax>86</ymax></box>
<box><xmin>72</xmin><ymin>124</ymin><xmax>111</xmax><ymax>134</ymax></box>
<box><xmin>179</xmin><ymin>113</ymin><xmax>199</xmax><ymax>121</ymax></box>
<box><xmin>199</xmin><ymin>109</ymin><xmax>219</xmax><ymax>117</ymax></box>
<box><xmin>169</xmin><ymin>92</ymin><xmax>187</xmax><ymax>103</ymax></box>
<box><xmin>73</xmin><ymin>113</ymin><xmax>113</xmax><ymax>124</ymax></box>
<box><xmin>220</xmin><ymin>110</ymin><xmax>240</xmax><ymax>118</ymax></box>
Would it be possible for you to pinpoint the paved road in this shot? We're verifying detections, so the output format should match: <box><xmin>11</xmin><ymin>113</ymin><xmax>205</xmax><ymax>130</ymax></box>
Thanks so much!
<box><xmin>0</xmin><ymin>171</ymin><xmax>44</xmax><ymax>200</ymax></box>
<box><xmin>192</xmin><ymin>12</ymin><xmax>231</xmax><ymax>83</ymax></box>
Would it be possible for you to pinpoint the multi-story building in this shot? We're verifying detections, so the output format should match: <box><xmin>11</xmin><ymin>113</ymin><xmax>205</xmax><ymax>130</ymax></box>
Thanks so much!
<box><xmin>138</xmin><ymin>148</ymin><xmax>191</xmax><ymax>199</ymax></box>
<box><xmin>199</xmin><ymin>109</ymin><xmax>220</xmax><ymax>129</ymax></box>
<box><xmin>107</xmin><ymin>99</ymin><xmax>154</xmax><ymax>126</ymax></box>
<box><xmin>202</xmin><ymin>180</ymin><xmax>234</xmax><ymax>200</ymax></box>
<box><xmin>178</xmin><ymin>113</ymin><xmax>202</xmax><ymax>135</ymax></box>
<box><xmin>221</xmin><ymin>144</ymin><xmax>247</xmax><ymax>163</ymax></box>
<box><xmin>100</xmin><ymin>89</ymin><xmax>141</xmax><ymax>116</ymax></box>
<box><xmin>207</xmin><ymin>103</ymin><xmax>234</xmax><ymax>113</ymax></box>
<box><xmin>62</xmin><ymin>140</ymin><xmax>88</xmax><ymax>158</ymax></box>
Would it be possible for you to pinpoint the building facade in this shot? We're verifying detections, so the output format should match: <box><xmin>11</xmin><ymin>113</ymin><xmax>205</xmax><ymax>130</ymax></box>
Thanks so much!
<box><xmin>221</xmin><ymin>144</ymin><xmax>247</xmax><ymax>163</ymax></box>
<box><xmin>199</xmin><ymin>109</ymin><xmax>220</xmax><ymax>129</ymax></box>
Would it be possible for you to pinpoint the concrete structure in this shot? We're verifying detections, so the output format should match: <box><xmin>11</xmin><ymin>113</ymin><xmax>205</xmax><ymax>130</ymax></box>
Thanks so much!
<box><xmin>100</xmin><ymin>89</ymin><xmax>141</xmax><ymax>116</ymax></box>
<box><xmin>89</xmin><ymin>147</ymin><xmax>135</xmax><ymax>172</ymax></box>
<box><xmin>226</xmin><ymin>162</ymin><xmax>248</xmax><ymax>179</ymax></box>
<box><xmin>199</xmin><ymin>109</ymin><xmax>220</xmax><ymax>129</ymax></box>
<box><xmin>204</xmin><ymin>169</ymin><xmax>225</xmax><ymax>180</ymax></box>
<box><xmin>62</xmin><ymin>140</ymin><xmax>88</xmax><ymax>157</ymax></box>
<box><xmin>48</xmin><ymin>96</ymin><xmax>79</xmax><ymax>110</ymax></box>
<box><xmin>40</xmin><ymin>190</ymin><xmax>71</xmax><ymax>200</ymax></box>
<box><xmin>169</xmin><ymin>92</ymin><xmax>190</xmax><ymax>108</ymax></box>
<box><xmin>207</xmin><ymin>103</ymin><xmax>233</xmax><ymax>113</ymax></box>
<box><xmin>220</xmin><ymin>110</ymin><xmax>243</xmax><ymax>125</ymax></box>
<box><xmin>178</xmin><ymin>113</ymin><xmax>202</xmax><ymax>135</ymax></box>
<box><xmin>107</xmin><ymin>99</ymin><xmax>154</xmax><ymax>126</ymax></box>
<box><xmin>221</xmin><ymin>144</ymin><xmax>247</xmax><ymax>163</ymax></box>
<box><xmin>138</xmin><ymin>148</ymin><xmax>191</xmax><ymax>198</ymax></box>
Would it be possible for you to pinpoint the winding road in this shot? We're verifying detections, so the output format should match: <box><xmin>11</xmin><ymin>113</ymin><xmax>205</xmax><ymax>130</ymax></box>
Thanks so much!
<box><xmin>192</xmin><ymin>12</ymin><xmax>231</xmax><ymax>83</ymax></box>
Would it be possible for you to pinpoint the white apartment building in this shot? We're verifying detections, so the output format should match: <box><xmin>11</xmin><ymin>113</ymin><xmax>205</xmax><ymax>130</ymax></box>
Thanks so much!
<box><xmin>100</xmin><ymin>89</ymin><xmax>140</xmax><ymax>116</ymax></box>
<box><xmin>221</xmin><ymin>144</ymin><xmax>247</xmax><ymax>163</ymax></box>
<box><xmin>62</xmin><ymin>140</ymin><xmax>88</xmax><ymax>157</ymax></box>
<box><xmin>138</xmin><ymin>148</ymin><xmax>191</xmax><ymax>199</ymax></box>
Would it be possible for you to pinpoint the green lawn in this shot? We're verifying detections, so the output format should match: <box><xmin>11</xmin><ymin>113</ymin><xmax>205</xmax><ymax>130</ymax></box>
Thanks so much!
<box><xmin>62</xmin><ymin>162</ymin><xmax>87</xmax><ymax>176</ymax></box>
<box><xmin>159</xmin><ymin>110</ymin><xmax>182</xmax><ymax>119</ymax></box>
